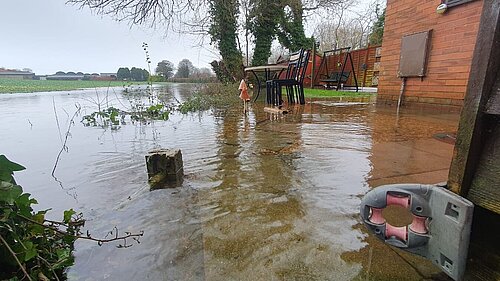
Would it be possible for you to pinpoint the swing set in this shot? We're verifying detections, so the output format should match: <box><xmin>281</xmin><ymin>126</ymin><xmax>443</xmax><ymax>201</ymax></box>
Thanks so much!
<box><xmin>314</xmin><ymin>47</ymin><xmax>359</xmax><ymax>92</ymax></box>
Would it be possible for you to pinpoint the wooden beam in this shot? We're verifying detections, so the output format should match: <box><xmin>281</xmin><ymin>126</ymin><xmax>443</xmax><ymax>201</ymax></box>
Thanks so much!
<box><xmin>448</xmin><ymin>0</ymin><xmax>500</xmax><ymax>196</ymax></box>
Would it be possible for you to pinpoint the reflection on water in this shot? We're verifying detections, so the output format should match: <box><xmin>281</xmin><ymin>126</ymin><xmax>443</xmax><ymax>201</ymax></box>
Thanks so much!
<box><xmin>0</xmin><ymin>85</ymin><xmax>459</xmax><ymax>280</ymax></box>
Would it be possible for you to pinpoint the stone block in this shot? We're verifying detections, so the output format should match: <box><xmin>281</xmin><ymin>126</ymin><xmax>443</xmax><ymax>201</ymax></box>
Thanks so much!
<box><xmin>145</xmin><ymin>149</ymin><xmax>183</xmax><ymax>189</ymax></box>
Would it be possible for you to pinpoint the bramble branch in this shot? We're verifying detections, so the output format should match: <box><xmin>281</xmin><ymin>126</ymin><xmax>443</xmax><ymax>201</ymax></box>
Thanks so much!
<box><xmin>17</xmin><ymin>214</ymin><xmax>144</xmax><ymax>248</ymax></box>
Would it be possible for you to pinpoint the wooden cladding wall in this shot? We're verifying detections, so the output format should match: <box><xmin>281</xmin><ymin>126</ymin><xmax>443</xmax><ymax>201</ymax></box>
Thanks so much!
<box><xmin>312</xmin><ymin>45</ymin><xmax>381</xmax><ymax>88</ymax></box>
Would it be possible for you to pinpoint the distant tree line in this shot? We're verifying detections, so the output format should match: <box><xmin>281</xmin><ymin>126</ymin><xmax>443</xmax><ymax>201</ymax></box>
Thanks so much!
<box><xmin>116</xmin><ymin>67</ymin><xmax>150</xmax><ymax>81</ymax></box>
<box><xmin>43</xmin><ymin>71</ymin><xmax>117</xmax><ymax>81</ymax></box>
<box><xmin>115</xmin><ymin>60</ymin><xmax>215</xmax><ymax>83</ymax></box>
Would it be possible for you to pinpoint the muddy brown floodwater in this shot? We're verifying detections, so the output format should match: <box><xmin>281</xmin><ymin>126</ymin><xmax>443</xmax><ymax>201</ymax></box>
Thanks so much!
<box><xmin>0</xmin><ymin>84</ymin><xmax>460</xmax><ymax>280</ymax></box>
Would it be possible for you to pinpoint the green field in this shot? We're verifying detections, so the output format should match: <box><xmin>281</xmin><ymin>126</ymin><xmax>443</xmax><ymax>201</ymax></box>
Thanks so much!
<box><xmin>303</xmin><ymin>88</ymin><xmax>374</xmax><ymax>98</ymax></box>
<box><xmin>0</xmin><ymin>79</ymin><xmax>147</xmax><ymax>93</ymax></box>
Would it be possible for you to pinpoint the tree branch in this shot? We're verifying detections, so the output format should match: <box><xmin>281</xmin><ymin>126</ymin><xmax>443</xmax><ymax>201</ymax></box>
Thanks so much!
<box><xmin>52</xmin><ymin>104</ymin><xmax>81</xmax><ymax>177</ymax></box>
<box><xmin>17</xmin><ymin>214</ymin><xmax>143</xmax><ymax>247</ymax></box>
<box><xmin>36</xmin><ymin>256</ymin><xmax>61</xmax><ymax>281</ymax></box>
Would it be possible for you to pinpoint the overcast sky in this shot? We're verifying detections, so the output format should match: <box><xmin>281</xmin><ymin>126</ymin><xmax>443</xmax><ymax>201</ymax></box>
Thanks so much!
<box><xmin>0</xmin><ymin>0</ymin><xmax>218</xmax><ymax>75</ymax></box>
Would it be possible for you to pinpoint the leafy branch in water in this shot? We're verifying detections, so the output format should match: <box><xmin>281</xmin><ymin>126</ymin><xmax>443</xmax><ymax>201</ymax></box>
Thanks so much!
<box><xmin>0</xmin><ymin>155</ymin><xmax>143</xmax><ymax>280</ymax></box>
<box><xmin>82</xmin><ymin>106</ymin><xmax>123</xmax><ymax>127</ymax></box>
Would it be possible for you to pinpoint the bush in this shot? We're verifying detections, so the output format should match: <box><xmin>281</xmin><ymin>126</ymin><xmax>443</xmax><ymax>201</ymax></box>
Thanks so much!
<box><xmin>148</xmin><ymin>75</ymin><xmax>166</xmax><ymax>82</ymax></box>
<box><xmin>0</xmin><ymin>155</ymin><xmax>143</xmax><ymax>280</ymax></box>
<box><xmin>0</xmin><ymin>155</ymin><xmax>82</xmax><ymax>280</ymax></box>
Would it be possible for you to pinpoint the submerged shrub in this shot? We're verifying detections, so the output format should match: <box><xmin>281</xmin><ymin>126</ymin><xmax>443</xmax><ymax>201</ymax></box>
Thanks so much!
<box><xmin>179</xmin><ymin>83</ymin><xmax>240</xmax><ymax>114</ymax></box>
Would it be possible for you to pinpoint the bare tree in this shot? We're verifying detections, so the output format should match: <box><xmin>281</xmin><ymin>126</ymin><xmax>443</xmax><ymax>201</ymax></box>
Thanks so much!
<box><xmin>302</xmin><ymin>0</ymin><xmax>351</xmax><ymax>11</ymax></box>
<box><xmin>66</xmin><ymin>0</ymin><xmax>207</xmax><ymax>29</ymax></box>
<box><xmin>312</xmin><ymin>0</ymin><xmax>383</xmax><ymax>52</ymax></box>
<box><xmin>239</xmin><ymin>0</ymin><xmax>253</xmax><ymax>66</ymax></box>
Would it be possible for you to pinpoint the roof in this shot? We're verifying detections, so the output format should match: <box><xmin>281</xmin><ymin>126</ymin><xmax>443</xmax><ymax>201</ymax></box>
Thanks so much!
<box><xmin>0</xmin><ymin>71</ymin><xmax>34</xmax><ymax>75</ymax></box>
<box><xmin>47</xmin><ymin>74</ymin><xmax>85</xmax><ymax>79</ymax></box>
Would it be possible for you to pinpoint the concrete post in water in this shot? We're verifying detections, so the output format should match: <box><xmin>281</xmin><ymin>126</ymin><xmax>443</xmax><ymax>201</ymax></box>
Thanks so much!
<box><xmin>145</xmin><ymin>149</ymin><xmax>183</xmax><ymax>189</ymax></box>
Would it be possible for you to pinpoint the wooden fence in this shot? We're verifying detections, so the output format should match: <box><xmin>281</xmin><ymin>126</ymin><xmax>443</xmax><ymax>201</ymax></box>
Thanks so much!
<box><xmin>311</xmin><ymin>45</ymin><xmax>382</xmax><ymax>88</ymax></box>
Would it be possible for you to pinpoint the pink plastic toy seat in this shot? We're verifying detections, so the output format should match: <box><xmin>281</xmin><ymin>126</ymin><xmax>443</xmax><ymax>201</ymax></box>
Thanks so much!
<box><xmin>385</xmin><ymin>224</ymin><xmax>408</xmax><ymax>242</ymax></box>
<box><xmin>410</xmin><ymin>215</ymin><xmax>428</xmax><ymax>234</ymax></box>
<box><xmin>369</xmin><ymin>207</ymin><xmax>385</xmax><ymax>224</ymax></box>
<box><xmin>386</xmin><ymin>193</ymin><xmax>410</xmax><ymax>208</ymax></box>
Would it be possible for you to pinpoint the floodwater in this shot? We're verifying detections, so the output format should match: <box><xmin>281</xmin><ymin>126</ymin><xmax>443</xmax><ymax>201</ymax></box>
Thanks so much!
<box><xmin>0</xmin><ymin>84</ymin><xmax>460</xmax><ymax>280</ymax></box>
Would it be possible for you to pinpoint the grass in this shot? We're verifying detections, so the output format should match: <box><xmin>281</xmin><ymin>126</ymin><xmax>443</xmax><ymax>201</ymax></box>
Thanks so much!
<box><xmin>0</xmin><ymin>79</ymin><xmax>148</xmax><ymax>93</ymax></box>
<box><xmin>303</xmin><ymin>88</ymin><xmax>374</xmax><ymax>98</ymax></box>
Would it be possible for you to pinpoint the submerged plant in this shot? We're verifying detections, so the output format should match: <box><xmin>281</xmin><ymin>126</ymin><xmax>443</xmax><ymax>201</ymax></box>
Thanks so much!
<box><xmin>179</xmin><ymin>83</ymin><xmax>240</xmax><ymax>114</ymax></box>
<box><xmin>82</xmin><ymin>106</ymin><xmax>123</xmax><ymax>127</ymax></box>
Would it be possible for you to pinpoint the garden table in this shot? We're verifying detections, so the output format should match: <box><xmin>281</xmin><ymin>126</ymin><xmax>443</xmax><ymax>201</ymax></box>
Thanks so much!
<box><xmin>244</xmin><ymin>64</ymin><xmax>287</xmax><ymax>102</ymax></box>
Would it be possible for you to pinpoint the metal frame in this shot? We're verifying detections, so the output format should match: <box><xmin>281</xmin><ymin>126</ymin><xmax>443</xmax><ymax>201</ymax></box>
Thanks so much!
<box><xmin>315</xmin><ymin>47</ymin><xmax>359</xmax><ymax>92</ymax></box>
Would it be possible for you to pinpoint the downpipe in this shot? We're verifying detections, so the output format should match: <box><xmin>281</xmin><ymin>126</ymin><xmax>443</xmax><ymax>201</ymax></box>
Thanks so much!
<box><xmin>397</xmin><ymin>77</ymin><xmax>407</xmax><ymax>115</ymax></box>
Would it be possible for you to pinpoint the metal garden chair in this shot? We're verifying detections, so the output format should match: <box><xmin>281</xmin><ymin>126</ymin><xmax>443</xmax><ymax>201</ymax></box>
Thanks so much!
<box><xmin>266</xmin><ymin>49</ymin><xmax>310</xmax><ymax>106</ymax></box>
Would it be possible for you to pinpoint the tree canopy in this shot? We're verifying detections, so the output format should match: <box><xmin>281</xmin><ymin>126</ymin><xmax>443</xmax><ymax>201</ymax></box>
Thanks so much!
<box><xmin>117</xmin><ymin>67</ymin><xmax>131</xmax><ymax>80</ymax></box>
<box><xmin>369</xmin><ymin>6</ymin><xmax>385</xmax><ymax>46</ymax></box>
<box><xmin>130</xmin><ymin>67</ymin><xmax>150</xmax><ymax>81</ymax></box>
<box><xmin>249</xmin><ymin>0</ymin><xmax>313</xmax><ymax>66</ymax></box>
<box><xmin>155</xmin><ymin>60</ymin><xmax>174</xmax><ymax>79</ymax></box>
<box><xmin>175</xmin><ymin>59</ymin><xmax>195</xmax><ymax>78</ymax></box>
<box><xmin>208</xmin><ymin>0</ymin><xmax>243</xmax><ymax>81</ymax></box>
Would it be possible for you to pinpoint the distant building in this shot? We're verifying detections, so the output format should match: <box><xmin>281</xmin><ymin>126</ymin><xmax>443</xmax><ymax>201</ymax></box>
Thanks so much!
<box><xmin>33</xmin><ymin>75</ymin><xmax>47</xmax><ymax>80</ymax></box>
<box><xmin>0</xmin><ymin>68</ymin><xmax>35</xmax><ymax>80</ymax></box>
<box><xmin>93</xmin><ymin>73</ymin><xmax>117</xmax><ymax>81</ymax></box>
<box><xmin>100</xmin><ymin>73</ymin><xmax>117</xmax><ymax>78</ymax></box>
<box><xmin>46</xmin><ymin>73</ymin><xmax>85</xmax><ymax>80</ymax></box>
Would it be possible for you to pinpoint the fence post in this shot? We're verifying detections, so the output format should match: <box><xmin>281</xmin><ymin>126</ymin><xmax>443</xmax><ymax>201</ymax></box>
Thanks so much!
<box><xmin>311</xmin><ymin>37</ymin><xmax>316</xmax><ymax>88</ymax></box>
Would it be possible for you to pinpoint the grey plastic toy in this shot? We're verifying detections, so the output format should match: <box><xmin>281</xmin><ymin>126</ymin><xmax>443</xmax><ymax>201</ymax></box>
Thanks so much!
<box><xmin>360</xmin><ymin>184</ymin><xmax>474</xmax><ymax>281</ymax></box>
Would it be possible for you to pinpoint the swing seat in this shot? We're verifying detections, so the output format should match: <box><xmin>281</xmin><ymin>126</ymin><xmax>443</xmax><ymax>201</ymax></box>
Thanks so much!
<box><xmin>320</xmin><ymin>71</ymin><xmax>350</xmax><ymax>88</ymax></box>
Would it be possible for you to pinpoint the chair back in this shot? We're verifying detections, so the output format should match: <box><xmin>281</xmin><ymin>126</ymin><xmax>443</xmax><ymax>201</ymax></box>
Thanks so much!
<box><xmin>285</xmin><ymin>49</ymin><xmax>303</xmax><ymax>80</ymax></box>
<box><xmin>295</xmin><ymin>50</ymin><xmax>310</xmax><ymax>83</ymax></box>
